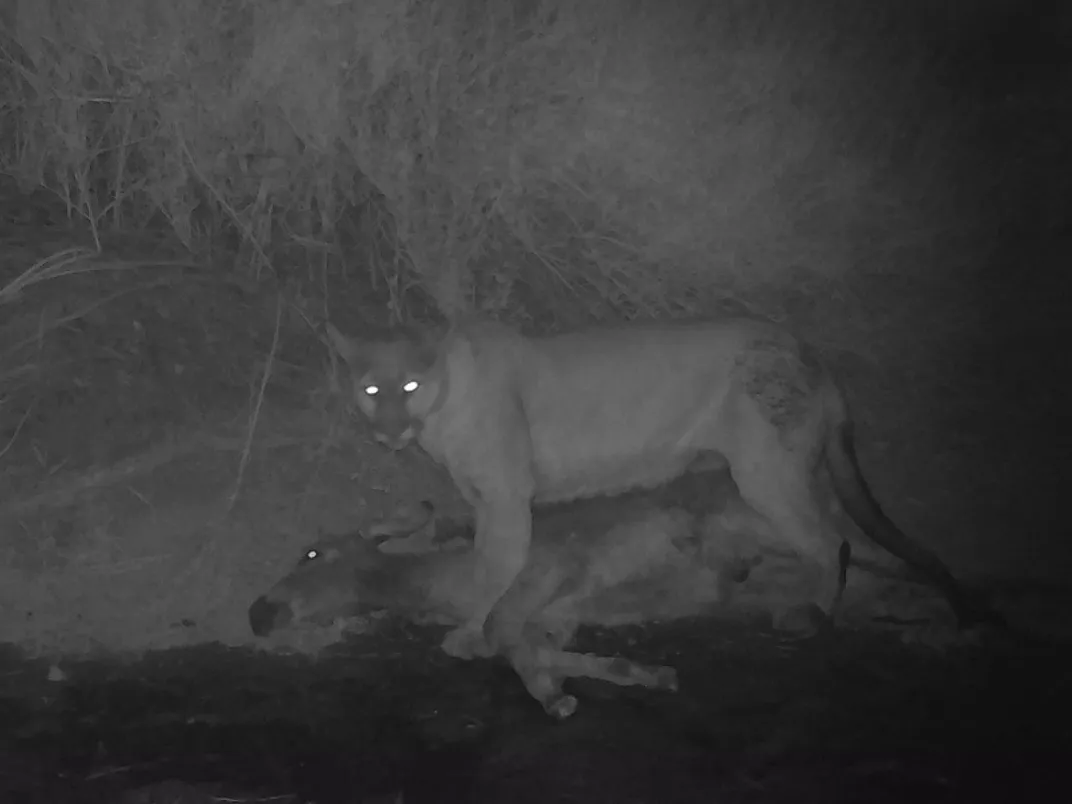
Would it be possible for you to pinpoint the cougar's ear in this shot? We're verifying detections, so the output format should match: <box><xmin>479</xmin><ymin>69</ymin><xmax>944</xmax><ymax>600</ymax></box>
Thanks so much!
<box><xmin>414</xmin><ymin>339</ymin><xmax>441</xmax><ymax>372</ymax></box>
<box><xmin>324</xmin><ymin>322</ymin><xmax>364</xmax><ymax>370</ymax></box>
<box><xmin>397</xmin><ymin>324</ymin><xmax>446</xmax><ymax>373</ymax></box>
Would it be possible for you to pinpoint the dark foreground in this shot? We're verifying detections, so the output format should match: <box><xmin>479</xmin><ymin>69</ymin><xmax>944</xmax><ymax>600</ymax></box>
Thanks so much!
<box><xmin>1</xmin><ymin>619</ymin><xmax>1066</xmax><ymax>804</ymax></box>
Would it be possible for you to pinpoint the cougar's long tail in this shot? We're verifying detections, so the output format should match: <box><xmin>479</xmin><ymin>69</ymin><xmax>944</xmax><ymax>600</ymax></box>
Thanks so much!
<box><xmin>822</xmin><ymin>389</ymin><xmax>1004</xmax><ymax>629</ymax></box>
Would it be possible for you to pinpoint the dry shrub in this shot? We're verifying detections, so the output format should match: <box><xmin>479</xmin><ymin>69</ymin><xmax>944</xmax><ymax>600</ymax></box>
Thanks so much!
<box><xmin>0</xmin><ymin>0</ymin><xmax>1009</xmax><ymax>324</ymax></box>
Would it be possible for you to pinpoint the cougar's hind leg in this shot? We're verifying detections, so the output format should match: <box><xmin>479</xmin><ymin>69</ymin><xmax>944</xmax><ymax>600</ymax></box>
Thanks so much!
<box><xmin>730</xmin><ymin>452</ymin><xmax>844</xmax><ymax>636</ymax></box>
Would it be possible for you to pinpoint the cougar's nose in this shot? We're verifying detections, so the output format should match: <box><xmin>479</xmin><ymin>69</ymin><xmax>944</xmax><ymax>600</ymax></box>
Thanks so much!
<box><xmin>248</xmin><ymin>595</ymin><xmax>293</xmax><ymax>637</ymax></box>
<box><xmin>375</xmin><ymin>427</ymin><xmax>416</xmax><ymax>451</ymax></box>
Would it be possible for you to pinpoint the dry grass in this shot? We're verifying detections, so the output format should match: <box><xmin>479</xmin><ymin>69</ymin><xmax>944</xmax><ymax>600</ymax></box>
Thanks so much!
<box><xmin>0</xmin><ymin>0</ymin><xmax>1024</xmax><ymax>327</ymax></box>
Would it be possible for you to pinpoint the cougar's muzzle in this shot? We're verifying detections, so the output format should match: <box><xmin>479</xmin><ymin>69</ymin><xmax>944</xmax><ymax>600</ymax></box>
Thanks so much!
<box><xmin>373</xmin><ymin>424</ymin><xmax>418</xmax><ymax>451</ymax></box>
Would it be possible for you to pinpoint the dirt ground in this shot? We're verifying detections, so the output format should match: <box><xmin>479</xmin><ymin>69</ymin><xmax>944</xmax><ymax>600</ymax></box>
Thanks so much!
<box><xmin>2</xmin><ymin>618</ymin><xmax>1069</xmax><ymax>803</ymax></box>
<box><xmin>1</xmin><ymin>177</ymin><xmax>1069</xmax><ymax>801</ymax></box>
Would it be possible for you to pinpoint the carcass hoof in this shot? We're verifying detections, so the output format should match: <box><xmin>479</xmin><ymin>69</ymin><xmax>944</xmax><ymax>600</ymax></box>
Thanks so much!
<box><xmin>545</xmin><ymin>695</ymin><xmax>579</xmax><ymax>720</ymax></box>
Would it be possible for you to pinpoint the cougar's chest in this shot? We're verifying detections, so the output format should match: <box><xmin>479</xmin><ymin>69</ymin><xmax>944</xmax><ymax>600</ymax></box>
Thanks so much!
<box><xmin>415</xmin><ymin>405</ymin><xmax>494</xmax><ymax>505</ymax></box>
<box><xmin>412</xmin><ymin>336</ymin><xmax>502</xmax><ymax>466</ymax></box>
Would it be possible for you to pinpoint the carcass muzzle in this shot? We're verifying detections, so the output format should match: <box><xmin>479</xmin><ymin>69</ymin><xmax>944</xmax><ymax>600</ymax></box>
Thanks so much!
<box><xmin>248</xmin><ymin>595</ymin><xmax>294</xmax><ymax>637</ymax></box>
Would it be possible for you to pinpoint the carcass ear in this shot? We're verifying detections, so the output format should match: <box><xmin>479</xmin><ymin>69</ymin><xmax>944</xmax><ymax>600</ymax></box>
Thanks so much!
<box><xmin>432</xmin><ymin>518</ymin><xmax>476</xmax><ymax>548</ymax></box>
<box><xmin>368</xmin><ymin>500</ymin><xmax>436</xmax><ymax>543</ymax></box>
<box><xmin>324</xmin><ymin>322</ymin><xmax>364</xmax><ymax>370</ymax></box>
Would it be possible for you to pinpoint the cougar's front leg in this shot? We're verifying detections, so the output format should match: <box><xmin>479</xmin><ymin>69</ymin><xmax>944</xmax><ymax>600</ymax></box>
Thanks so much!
<box><xmin>439</xmin><ymin>386</ymin><xmax>536</xmax><ymax>661</ymax></box>
<box><xmin>440</xmin><ymin>495</ymin><xmax>533</xmax><ymax>660</ymax></box>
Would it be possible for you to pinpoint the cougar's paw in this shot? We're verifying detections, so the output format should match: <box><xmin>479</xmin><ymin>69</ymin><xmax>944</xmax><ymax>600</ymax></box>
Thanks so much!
<box><xmin>772</xmin><ymin>603</ymin><xmax>828</xmax><ymax>639</ymax></box>
<box><xmin>545</xmin><ymin>695</ymin><xmax>579</xmax><ymax>720</ymax></box>
<box><xmin>441</xmin><ymin>626</ymin><xmax>494</xmax><ymax>660</ymax></box>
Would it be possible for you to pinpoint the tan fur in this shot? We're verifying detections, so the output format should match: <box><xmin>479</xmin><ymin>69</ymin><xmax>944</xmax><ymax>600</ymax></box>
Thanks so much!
<box><xmin>325</xmin><ymin>317</ymin><xmax>995</xmax><ymax>657</ymax></box>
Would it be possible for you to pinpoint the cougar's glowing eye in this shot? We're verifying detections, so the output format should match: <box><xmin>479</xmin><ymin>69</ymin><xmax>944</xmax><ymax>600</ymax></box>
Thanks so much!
<box><xmin>363</xmin><ymin>385</ymin><xmax>379</xmax><ymax>396</ymax></box>
<box><xmin>402</xmin><ymin>380</ymin><xmax>420</xmax><ymax>393</ymax></box>
<box><xmin>303</xmin><ymin>549</ymin><xmax>320</xmax><ymax>562</ymax></box>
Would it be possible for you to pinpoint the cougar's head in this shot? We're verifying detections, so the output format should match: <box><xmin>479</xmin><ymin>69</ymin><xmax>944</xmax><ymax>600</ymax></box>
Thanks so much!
<box><xmin>325</xmin><ymin>322</ymin><xmax>446</xmax><ymax>450</ymax></box>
